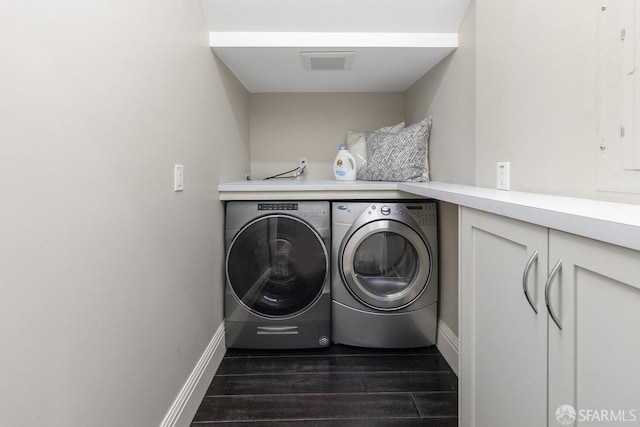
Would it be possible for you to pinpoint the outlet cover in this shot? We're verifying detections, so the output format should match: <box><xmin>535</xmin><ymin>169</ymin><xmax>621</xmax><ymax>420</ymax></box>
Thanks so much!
<box><xmin>174</xmin><ymin>164</ymin><xmax>184</xmax><ymax>191</ymax></box>
<box><xmin>497</xmin><ymin>162</ymin><xmax>510</xmax><ymax>190</ymax></box>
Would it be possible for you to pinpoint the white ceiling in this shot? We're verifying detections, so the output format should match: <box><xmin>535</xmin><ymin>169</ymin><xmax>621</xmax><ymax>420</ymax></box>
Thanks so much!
<box><xmin>200</xmin><ymin>0</ymin><xmax>472</xmax><ymax>92</ymax></box>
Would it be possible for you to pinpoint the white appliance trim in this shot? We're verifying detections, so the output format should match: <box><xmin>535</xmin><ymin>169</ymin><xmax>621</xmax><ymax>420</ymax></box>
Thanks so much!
<box><xmin>159</xmin><ymin>322</ymin><xmax>226</xmax><ymax>427</ymax></box>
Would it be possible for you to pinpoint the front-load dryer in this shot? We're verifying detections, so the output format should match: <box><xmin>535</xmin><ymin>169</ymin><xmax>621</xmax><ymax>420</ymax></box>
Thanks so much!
<box><xmin>225</xmin><ymin>201</ymin><xmax>331</xmax><ymax>349</ymax></box>
<box><xmin>332</xmin><ymin>201</ymin><xmax>438</xmax><ymax>348</ymax></box>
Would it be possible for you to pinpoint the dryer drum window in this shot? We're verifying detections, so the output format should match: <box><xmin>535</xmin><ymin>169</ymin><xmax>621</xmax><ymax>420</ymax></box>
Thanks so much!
<box><xmin>341</xmin><ymin>220</ymin><xmax>432</xmax><ymax>310</ymax></box>
<box><xmin>353</xmin><ymin>232</ymin><xmax>419</xmax><ymax>293</ymax></box>
<box><xmin>226</xmin><ymin>215</ymin><xmax>328</xmax><ymax>318</ymax></box>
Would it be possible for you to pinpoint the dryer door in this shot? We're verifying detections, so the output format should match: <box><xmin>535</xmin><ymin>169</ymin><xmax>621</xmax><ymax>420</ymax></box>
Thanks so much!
<box><xmin>226</xmin><ymin>214</ymin><xmax>328</xmax><ymax>318</ymax></box>
<box><xmin>341</xmin><ymin>219</ymin><xmax>432</xmax><ymax>310</ymax></box>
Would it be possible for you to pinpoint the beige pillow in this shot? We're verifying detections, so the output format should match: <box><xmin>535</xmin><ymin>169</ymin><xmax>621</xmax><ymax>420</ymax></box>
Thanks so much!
<box><xmin>346</xmin><ymin>122</ymin><xmax>404</xmax><ymax>173</ymax></box>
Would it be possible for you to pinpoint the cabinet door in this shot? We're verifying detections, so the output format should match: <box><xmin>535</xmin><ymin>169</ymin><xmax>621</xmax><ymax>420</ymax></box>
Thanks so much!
<box><xmin>548</xmin><ymin>230</ymin><xmax>640</xmax><ymax>425</ymax></box>
<box><xmin>459</xmin><ymin>208</ymin><xmax>548</xmax><ymax>427</ymax></box>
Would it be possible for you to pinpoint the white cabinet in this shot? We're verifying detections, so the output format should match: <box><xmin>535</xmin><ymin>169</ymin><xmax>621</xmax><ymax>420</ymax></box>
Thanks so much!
<box><xmin>460</xmin><ymin>207</ymin><xmax>640</xmax><ymax>426</ymax></box>
<box><xmin>547</xmin><ymin>230</ymin><xmax>640</xmax><ymax>425</ymax></box>
<box><xmin>459</xmin><ymin>207</ymin><xmax>548</xmax><ymax>427</ymax></box>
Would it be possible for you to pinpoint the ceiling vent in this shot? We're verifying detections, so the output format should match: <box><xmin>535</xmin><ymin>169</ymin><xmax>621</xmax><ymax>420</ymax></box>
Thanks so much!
<box><xmin>301</xmin><ymin>51</ymin><xmax>355</xmax><ymax>71</ymax></box>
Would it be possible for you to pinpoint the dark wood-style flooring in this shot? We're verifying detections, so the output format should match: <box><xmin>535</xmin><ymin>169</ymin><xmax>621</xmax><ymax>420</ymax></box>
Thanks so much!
<box><xmin>191</xmin><ymin>344</ymin><xmax>458</xmax><ymax>426</ymax></box>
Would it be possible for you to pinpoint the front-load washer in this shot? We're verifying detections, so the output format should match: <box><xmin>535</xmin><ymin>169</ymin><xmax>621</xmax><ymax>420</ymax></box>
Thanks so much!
<box><xmin>332</xmin><ymin>201</ymin><xmax>438</xmax><ymax>348</ymax></box>
<box><xmin>225</xmin><ymin>201</ymin><xmax>331</xmax><ymax>349</ymax></box>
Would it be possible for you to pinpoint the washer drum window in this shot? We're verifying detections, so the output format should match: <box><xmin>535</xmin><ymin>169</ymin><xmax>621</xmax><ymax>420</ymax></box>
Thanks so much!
<box><xmin>226</xmin><ymin>214</ymin><xmax>328</xmax><ymax>318</ymax></box>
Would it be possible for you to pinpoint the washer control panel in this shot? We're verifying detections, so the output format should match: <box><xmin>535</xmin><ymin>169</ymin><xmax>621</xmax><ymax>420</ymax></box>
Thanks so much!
<box><xmin>258</xmin><ymin>203</ymin><xmax>298</xmax><ymax>211</ymax></box>
<box><xmin>257</xmin><ymin>202</ymin><xmax>327</xmax><ymax>217</ymax></box>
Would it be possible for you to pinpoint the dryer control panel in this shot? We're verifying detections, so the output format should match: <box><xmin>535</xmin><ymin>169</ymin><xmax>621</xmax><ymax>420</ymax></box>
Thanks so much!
<box><xmin>404</xmin><ymin>203</ymin><xmax>437</xmax><ymax>226</ymax></box>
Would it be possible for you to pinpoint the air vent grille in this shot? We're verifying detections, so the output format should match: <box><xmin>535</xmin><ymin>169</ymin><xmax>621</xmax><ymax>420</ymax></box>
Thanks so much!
<box><xmin>301</xmin><ymin>51</ymin><xmax>355</xmax><ymax>71</ymax></box>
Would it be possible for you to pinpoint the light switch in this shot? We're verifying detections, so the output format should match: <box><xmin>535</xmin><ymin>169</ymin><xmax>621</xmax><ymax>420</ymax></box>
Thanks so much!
<box><xmin>174</xmin><ymin>164</ymin><xmax>184</xmax><ymax>192</ymax></box>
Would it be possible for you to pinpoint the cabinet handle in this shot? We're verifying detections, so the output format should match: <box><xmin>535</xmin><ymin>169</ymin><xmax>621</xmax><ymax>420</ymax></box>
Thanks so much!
<box><xmin>522</xmin><ymin>250</ymin><xmax>539</xmax><ymax>314</ymax></box>
<box><xmin>545</xmin><ymin>259</ymin><xmax>563</xmax><ymax>330</ymax></box>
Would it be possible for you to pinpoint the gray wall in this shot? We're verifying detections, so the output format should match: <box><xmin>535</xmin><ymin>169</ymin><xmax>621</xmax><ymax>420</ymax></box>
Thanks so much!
<box><xmin>250</xmin><ymin>93</ymin><xmax>405</xmax><ymax>180</ymax></box>
<box><xmin>406</xmin><ymin>0</ymin><xmax>640</xmax><ymax>206</ymax></box>
<box><xmin>404</xmin><ymin>2</ymin><xmax>476</xmax><ymax>186</ymax></box>
<box><xmin>475</xmin><ymin>0</ymin><xmax>640</xmax><ymax>204</ymax></box>
<box><xmin>0</xmin><ymin>1</ymin><xmax>249</xmax><ymax>426</ymax></box>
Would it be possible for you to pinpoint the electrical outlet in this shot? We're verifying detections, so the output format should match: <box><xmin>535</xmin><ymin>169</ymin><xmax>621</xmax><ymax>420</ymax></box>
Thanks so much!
<box><xmin>299</xmin><ymin>158</ymin><xmax>308</xmax><ymax>174</ymax></box>
<box><xmin>174</xmin><ymin>164</ymin><xmax>184</xmax><ymax>192</ymax></box>
<box><xmin>497</xmin><ymin>162</ymin><xmax>510</xmax><ymax>190</ymax></box>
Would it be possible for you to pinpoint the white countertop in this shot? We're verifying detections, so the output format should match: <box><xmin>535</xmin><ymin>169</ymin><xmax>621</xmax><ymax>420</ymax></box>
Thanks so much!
<box><xmin>218</xmin><ymin>179</ymin><xmax>410</xmax><ymax>201</ymax></box>
<box><xmin>219</xmin><ymin>179</ymin><xmax>640</xmax><ymax>251</ymax></box>
<box><xmin>218</xmin><ymin>179</ymin><xmax>400</xmax><ymax>192</ymax></box>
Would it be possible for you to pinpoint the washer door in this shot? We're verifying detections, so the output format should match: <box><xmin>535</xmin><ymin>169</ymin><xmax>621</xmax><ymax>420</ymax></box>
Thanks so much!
<box><xmin>341</xmin><ymin>219</ymin><xmax>431</xmax><ymax>311</ymax></box>
<box><xmin>226</xmin><ymin>214</ymin><xmax>328</xmax><ymax>318</ymax></box>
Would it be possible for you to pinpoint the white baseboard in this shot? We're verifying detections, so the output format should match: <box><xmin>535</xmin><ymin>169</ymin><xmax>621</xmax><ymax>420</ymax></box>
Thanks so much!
<box><xmin>160</xmin><ymin>322</ymin><xmax>226</xmax><ymax>427</ymax></box>
<box><xmin>436</xmin><ymin>320</ymin><xmax>459</xmax><ymax>376</ymax></box>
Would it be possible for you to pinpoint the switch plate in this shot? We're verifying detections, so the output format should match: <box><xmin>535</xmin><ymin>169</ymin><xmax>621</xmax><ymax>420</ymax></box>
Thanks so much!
<box><xmin>174</xmin><ymin>164</ymin><xmax>184</xmax><ymax>192</ymax></box>
<box><xmin>497</xmin><ymin>162</ymin><xmax>510</xmax><ymax>190</ymax></box>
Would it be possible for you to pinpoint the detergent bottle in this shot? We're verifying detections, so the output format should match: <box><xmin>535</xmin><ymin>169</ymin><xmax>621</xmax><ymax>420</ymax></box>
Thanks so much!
<box><xmin>333</xmin><ymin>144</ymin><xmax>356</xmax><ymax>181</ymax></box>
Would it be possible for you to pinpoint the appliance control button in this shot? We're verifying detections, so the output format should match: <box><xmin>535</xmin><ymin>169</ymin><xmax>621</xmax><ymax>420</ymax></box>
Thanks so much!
<box><xmin>381</xmin><ymin>205</ymin><xmax>391</xmax><ymax>215</ymax></box>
